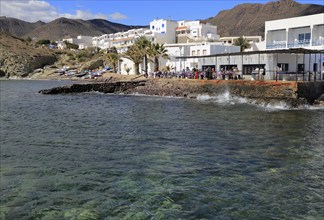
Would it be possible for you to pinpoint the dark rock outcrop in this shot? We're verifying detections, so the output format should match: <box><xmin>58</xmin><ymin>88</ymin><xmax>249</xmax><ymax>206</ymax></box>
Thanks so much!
<box><xmin>39</xmin><ymin>80</ymin><xmax>146</xmax><ymax>94</ymax></box>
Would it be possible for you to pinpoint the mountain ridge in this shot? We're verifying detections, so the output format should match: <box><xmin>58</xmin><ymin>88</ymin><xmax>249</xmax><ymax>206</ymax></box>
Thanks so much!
<box><xmin>0</xmin><ymin>0</ymin><xmax>323</xmax><ymax>40</ymax></box>
<box><xmin>0</xmin><ymin>16</ymin><xmax>147</xmax><ymax>41</ymax></box>
<box><xmin>203</xmin><ymin>0</ymin><xmax>323</xmax><ymax>37</ymax></box>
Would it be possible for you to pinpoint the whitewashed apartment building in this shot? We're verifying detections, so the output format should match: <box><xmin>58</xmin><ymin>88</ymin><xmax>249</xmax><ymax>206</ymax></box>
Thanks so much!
<box><xmin>58</xmin><ymin>35</ymin><xmax>93</xmax><ymax>49</ymax></box>
<box><xmin>112</xmin><ymin>19</ymin><xmax>229</xmax><ymax>74</ymax></box>
<box><xmin>92</xmin><ymin>28</ymin><xmax>153</xmax><ymax>53</ymax></box>
<box><xmin>175</xmin><ymin>13</ymin><xmax>324</xmax><ymax>80</ymax></box>
<box><xmin>265</xmin><ymin>13</ymin><xmax>324</xmax><ymax>50</ymax></box>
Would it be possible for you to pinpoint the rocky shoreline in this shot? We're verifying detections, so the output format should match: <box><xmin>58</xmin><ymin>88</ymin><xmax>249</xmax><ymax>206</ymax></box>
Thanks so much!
<box><xmin>38</xmin><ymin>78</ymin><xmax>324</xmax><ymax>108</ymax></box>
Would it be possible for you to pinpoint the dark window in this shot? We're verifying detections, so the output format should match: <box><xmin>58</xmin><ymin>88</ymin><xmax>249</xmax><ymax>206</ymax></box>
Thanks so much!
<box><xmin>313</xmin><ymin>63</ymin><xmax>318</xmax><ymax>72</ymax></box>
<box><xmin>305</xmin><ymin>33</ymin><xmax>311</xmax><ymax>40</ymax></box>
<box><xmin>277</xmin><ymin>63</ymin><xmax>289</xmax><ymax>71</ymax></box>
<box><xmin>298</xmin><ymin>34</ymin><xmax>304</xmax><ymax>41</ymax></box>
<box><xmin>152</xmin><ymin>25</ymin><xmax>154</xmax><ymax>30</ymax></box>
<box><xmin>162</xmin><ymin>24</ymin><xmax>165</xmax><ymax>28</ymax></box>
<box><xmin>297</xmin><ymin>64</ymin><xmax>304</xmax><ymax>72</ymax></box>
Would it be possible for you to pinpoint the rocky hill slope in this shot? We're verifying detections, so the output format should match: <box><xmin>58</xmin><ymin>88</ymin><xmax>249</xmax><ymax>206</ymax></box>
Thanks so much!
<box><xmin>204</xmin><ymin>0</ymin><xmax>324</xmax><ymax>37</ymax></box>
<box><xmin>0</xmin><ymin>32</ymin><xmax>57</xmax><ymax>77</ymax></box>
<box><xmin>0</xmin><ymin>16</ymin><xmax>146</xmax><ymax>40</ymax></box>
<box><xmin>0</xmin><ymin>16</ymin><xmax>45</xmax><ymax>38</ymax></box>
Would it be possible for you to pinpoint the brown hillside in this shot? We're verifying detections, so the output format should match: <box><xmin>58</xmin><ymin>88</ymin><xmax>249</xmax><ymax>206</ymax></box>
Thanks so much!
<box><xmin>24</xmin><ymin>17</ymin><xmax>104</xmax><ymax>40</ymax></box>
<box><xmin>0</xmin><ymin>32</ymin><xmax>57</xmax><ymax>77</ymax></box>
<box><xmin>0</xmin><ymin>16</ymin><xmax>44</xmax><ymax>38</ymax></box>
<box><xmin>24</xmin><ymin>17</ymin><xmax>146</xmax><ymax>41</ymax></box>
<box><xmin>204</xmin><ymin>0</ymin><xmax>324</xmax><ymax>38</ymax></box>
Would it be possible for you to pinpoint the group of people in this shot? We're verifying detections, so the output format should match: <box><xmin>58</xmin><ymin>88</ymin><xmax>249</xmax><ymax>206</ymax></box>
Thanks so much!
<box><xmin>149</xmin><ymin>67</ymin><xmax>243</xmax><ymax>80</ymax></box>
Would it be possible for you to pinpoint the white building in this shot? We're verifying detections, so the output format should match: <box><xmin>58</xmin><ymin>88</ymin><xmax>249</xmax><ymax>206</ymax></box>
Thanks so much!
<box><xmin>92</xmin><ymin>28</ymin><xmax>153</xmax><ymax>53</ymax></box>
<box><xmin>62</xmin><ymin>35</ymin><xmax>93</xmax><ymax>49</ymax></box>
<box><xmin>176</xmin><ymin>20</ymin><xmax>219</xmax><ymax>43</ymax></box>
<box><xmin>164</xmin><ymin>43</ymin><xmax>239</xmax><ymax>72</ymax></box>
<box><xmin>149</xmin><ymin>19</ymin><xmax>178</xmax><ymax>44</ymax></box>
<box><xmin>220</xmin><ymin>36</ymin><xmax>262</xmax><ymax>51</ymax></box>
<box><xmin>149</xmin><ymin>19</ymin><xmax>220</xmax><ymax>44</ymax></box>
<box><xmin>174</xmin><ymin>13</ymin><xmax>324</xmax><ymax>81</ymax></box>
<box><xmin>265</xmin><ymin>13</ymin><xmax>324</xmax><ymax>50</ymax></box>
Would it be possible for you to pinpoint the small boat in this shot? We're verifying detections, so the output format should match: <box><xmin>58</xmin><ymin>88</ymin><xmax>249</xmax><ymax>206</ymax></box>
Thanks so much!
<box><xmin>75</xmin><ymin>71</ymin><xmax>88</xmax><ymax>77</ymax></box>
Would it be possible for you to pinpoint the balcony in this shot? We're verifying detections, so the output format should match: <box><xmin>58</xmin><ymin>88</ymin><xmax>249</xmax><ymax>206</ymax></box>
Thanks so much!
<box><xmin>266</xmin><ymin>41</ymin><xmax>286</xmax><ymax>49</ymax></box>
<box><xmin>312</xmin><ymin>38</ymin><xmax>324</xmax><ymax>46</ymax></box>
<box><xmin>287</xmin><ymin>40</ymin><xmax>310</xmax><ymax>48</ymax></box>
<box><xmin>266</xmin><ymin>39</ymin><xmax>318</xmax><ymax>49</ymax></box>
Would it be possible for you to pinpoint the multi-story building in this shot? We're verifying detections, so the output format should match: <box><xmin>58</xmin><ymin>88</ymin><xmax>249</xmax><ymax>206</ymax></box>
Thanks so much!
<box><xmin>175</xmin><ymin>20</ymin><xmax>219</xmax><ymax>43</ymax></box>
<box><xmin>92</xmin><ymin>28</ymin><xmax>153</xmax><ymax>53</ymax></box>
<box><xmin>174</xmin><ymin>13</ymin><xmax>324</xmax><ymax>81</ymax></box>
<box><xmin>149</xmin><ymin>19</ymin><xmax>220</xmax><ymax>44</ymax></box>
<box><xmin>61</xmin><ymin>35</ymin><xmax>93</xmax><ymax>49</ymax></box>
<box><xmin>265</xmin><ymin>13</ymin><xmax>324</xmax><ymax>50</ymax></box>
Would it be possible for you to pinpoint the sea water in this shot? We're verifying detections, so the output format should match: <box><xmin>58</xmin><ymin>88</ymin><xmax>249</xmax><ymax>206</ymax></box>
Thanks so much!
<box><xmin>0</xmin><ymin>80</ymin><xmax>323</xmax><ymax>219</ymax></box>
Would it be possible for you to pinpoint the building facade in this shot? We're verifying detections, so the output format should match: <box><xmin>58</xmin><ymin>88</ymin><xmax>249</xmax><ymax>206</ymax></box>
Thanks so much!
<box><xmin>265</xmin><ymin>13</ymin><xmax>324</xmax><ymax>50</ymax></box>
<box><xmin>61</xmin><ymin>35</ymin><xmax>93</xmax><ymax>49</ymax></box>
<box><xmin>175</xmin><ymin>13</ymin><xmax>324</xmax><ymax>81</ymax></box>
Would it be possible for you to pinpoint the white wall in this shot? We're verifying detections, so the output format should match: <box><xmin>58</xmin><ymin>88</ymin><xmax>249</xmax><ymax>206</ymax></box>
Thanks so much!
<box><xmin>265</xmin><ymin>13</ymin><xmax>324</xmax><ymax>32</ymax></box>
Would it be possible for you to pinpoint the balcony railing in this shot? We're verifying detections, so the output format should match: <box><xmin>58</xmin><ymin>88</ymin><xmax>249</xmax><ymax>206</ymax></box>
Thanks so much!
<box><xmin>312</xmin><ymin>39</ymin><xmax>324</xmax><ymax>46</ymax></box>
<box><xmin>266</xmin><ymin>41</ymin><xmax>286</xmax><ymax>49</ymax></box>
<box><xmin>287</xmin><ymin>40</ymin><xmax>310</xmax><ymax>48</ymax></box>
<box><xmin>266</xmin><ymin>39</ymin><xmax>319</xmax><ymax>49</ymax></box>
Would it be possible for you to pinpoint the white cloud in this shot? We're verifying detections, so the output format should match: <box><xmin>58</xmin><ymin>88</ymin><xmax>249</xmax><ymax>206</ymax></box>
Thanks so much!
<box><xmin>0</xmin><ymin>0</ymin><xmax>126</xmax><ymax>22</ymax></box>
<box><xmin>109</xmin><ymin>12</ymin><xmax>128</xmax><ymax>20</ymax></box>
<box><xmin>62</xmin><ymin>10</ymin><xmax>108</xmax><ymax>20</ymax></box>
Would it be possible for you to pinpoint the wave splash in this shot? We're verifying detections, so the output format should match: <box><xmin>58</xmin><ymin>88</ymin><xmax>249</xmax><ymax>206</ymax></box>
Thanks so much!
<box><xmin>196</xmin><ymin>91</ymin><xmax>323</xmax><ymax>111</ymax></box>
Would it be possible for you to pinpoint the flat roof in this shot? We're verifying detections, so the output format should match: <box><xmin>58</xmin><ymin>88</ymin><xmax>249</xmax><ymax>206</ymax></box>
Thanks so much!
<box><xmin>176</xmin><ymin>48</ymin><xmax>324</xmax><ymax>59</ymax></box>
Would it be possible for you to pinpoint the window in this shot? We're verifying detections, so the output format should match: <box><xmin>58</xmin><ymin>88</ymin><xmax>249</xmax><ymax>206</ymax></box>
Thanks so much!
<box><xmin>197</xmin><ymin>50</ymin><xmax>200</xmax><ymax>56</ymax></box>
<box><xmin>277</xmin><ymin>63</ymin><xmax>289</xmax><ymax>71</ymax></box>
<box><xmin>152</xmin><ymin>25</ymin><xmax>155</xmax><ymax>30</ymax></box>
<box><xmin>162</xmin><ymin>24</ymin><xmax>165</xmax><ymax>28</ymax></box>
<box><xmin>203</xmin><ymin>50</ymin><xmax>207</xmax><ymax>55</ymax></box>
<box><xmin>298</xmin><ymin>33</ymin><xmax>311</xmax><ymax>43</ymax></box>
<box><xmin>313</xmin><ymin>63</ymin><xmax>318</xmax><ymax>72</ymax></box>
<box><xmin>298</xmin><ymin>33</ymin><xmax>304</xmax><ymax>41</ymax></box>
<box><xmin>192</xmin><ymin>51</ymin><xmax>196</xmax><ymax>56</ymax></box>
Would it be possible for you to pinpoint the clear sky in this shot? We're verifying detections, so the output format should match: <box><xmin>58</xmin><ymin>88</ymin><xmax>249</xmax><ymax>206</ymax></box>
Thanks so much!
<box><xmin>1</xmin><ymin>0</ymin><xmax>323</xmax><ymax>25</ymax></box>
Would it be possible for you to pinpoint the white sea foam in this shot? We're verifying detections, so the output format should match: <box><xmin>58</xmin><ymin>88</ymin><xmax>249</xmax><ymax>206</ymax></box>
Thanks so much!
<box><xmin>196</xmin><ymin>91</ymin><xmax>324</xmax><ymax>111</ymax></box>
<box><xmin>197</xmin><ymin>91</ymin><xmax>248</xmax><ymax>105</ymax></box>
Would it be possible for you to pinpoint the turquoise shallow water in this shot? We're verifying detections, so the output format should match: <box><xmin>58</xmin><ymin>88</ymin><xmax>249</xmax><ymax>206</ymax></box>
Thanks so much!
<box><xmin>0</xmin><ymin>80</ymin><xmax>323</xmax><ymax>219</ymax></box>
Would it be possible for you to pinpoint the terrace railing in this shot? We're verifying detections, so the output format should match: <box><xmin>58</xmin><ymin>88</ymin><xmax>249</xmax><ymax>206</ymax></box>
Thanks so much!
<box><xmin>287</xmin><ymin>40</ymin><xmax>311</xmax><ymax>48</ymax></box>
<box><xmin>266</xmin><ymin>41</ymin><xmax>286</xmax><ymax>49</ymax></box>
<box><xmin>312</xmin><ymin>39</ymin><xmax>324</xmax><ymax>46</ymax></box>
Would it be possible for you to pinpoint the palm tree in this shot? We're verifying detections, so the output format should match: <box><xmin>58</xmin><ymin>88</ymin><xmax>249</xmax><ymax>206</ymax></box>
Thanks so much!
<box><xmin>233</xmin><ymin>36</ymin><xmax>250</xmax><ymax>52</ymax></box>
<box><xmin>151</xmin><ymin>43</ymin><xmax>169</xmax><ymax>72</ymax></box>
<box><xmin>134</xmin><ymin>36</ymin><xmax>152</xmax><ymax>74</ymax></box>
<box><xmin>105</xmin><ymin>52</ymin><xmax>120</xmax><ymax>73</ymax></box>
<box><xmin>123</xmin><ymin>45</ymin><xmax>143</xmax><ymax>75</ymax></box>
<box><xmin>105</xmin><ymin>47</ymin><xmax>120</xmax><ymax>73</ymax></box>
